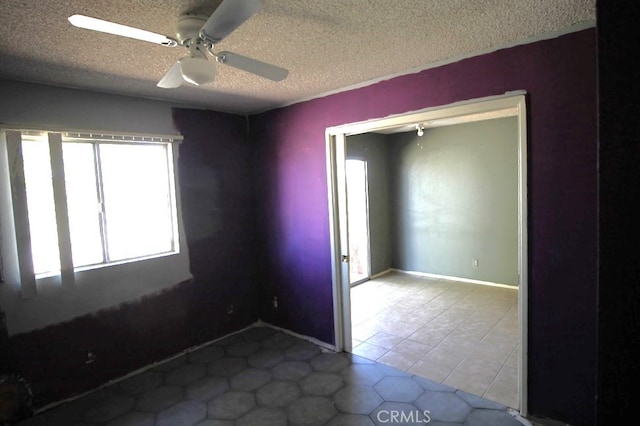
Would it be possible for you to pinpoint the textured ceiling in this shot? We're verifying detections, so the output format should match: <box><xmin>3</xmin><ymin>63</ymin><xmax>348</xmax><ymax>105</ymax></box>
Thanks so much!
<box><xmin>0</xmin><ymin>0</ymin><xmax>595</xmax><ymax>114</ymax></box>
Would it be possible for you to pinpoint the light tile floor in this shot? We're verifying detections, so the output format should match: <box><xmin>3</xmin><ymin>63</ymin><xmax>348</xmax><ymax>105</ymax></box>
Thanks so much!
<box><xmin>14</xmin><ymin>326</ymin><xmax>523</xmax><ymax>425</ymax></box>
<box><xmin>350</xmin><ymin>271</ymin><xmax>519</xmax><ymax>409</ymax></box>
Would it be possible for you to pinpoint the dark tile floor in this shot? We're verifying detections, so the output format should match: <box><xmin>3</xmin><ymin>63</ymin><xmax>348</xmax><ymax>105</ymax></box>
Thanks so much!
<box><xmin>15</xmin><ymin>326</ymin><xmax>523</xmax><ymax>426</ymax></box>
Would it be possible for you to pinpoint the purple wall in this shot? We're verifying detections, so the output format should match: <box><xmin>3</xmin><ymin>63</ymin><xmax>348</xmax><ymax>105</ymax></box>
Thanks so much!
<box><xmin>9</xmin><ymin>108</ymin><xmax>260</xmax><ymax>408</ymax></box>
<box><xmin>252</xmin><ymin>29</ymin><xmax>597</xmax><ymax>425</ymax></box>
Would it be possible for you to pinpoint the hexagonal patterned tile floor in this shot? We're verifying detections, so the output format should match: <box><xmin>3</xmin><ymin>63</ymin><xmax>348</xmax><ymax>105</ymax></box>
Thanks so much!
<box><xmin>14</xmin><ymin>326</ymin><xmax>524</xmax><ymax>426</ymax></box>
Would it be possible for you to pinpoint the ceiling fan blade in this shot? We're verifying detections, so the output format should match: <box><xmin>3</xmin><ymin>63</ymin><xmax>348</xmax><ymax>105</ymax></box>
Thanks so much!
<box><xmin>157</xmin><ymin>61</ymin><xmax>184</xmax><ymax>88</ymax></box>
<box><xmin>68</xmin><ymin>15</ymin><xmax>177</xmax><ymax>46</ymax></box>
<box><xmin>199</xmin><ymin>0</ymin><xmax>262</xmax><ymax>44</ymax></box>
<box><xmin>217</xmin><ymin>51</ymin><xmax>289</xmax><ymax>82</ymax></box>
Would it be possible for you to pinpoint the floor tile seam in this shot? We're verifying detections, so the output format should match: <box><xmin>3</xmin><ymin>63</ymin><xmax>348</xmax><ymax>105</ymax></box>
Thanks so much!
<box><xmin>428</xmin><ymin>301</ymin><xmax>516</xmax><ymax>358</ymax></box>
<box><xmin>461</xmin><ymin>343</ymin><xmax>512</xmax><ymax>372</ymax></box>
<box><xmin>358</xmin><ymin>334</ymin><xmax>393</xmax><ymax>351</ymax></box>
<box><xmin>504</xmin><ymin>343</ymin><xmax>520</xmax><ymax>368</ymax></box>
<box><xmin>446</xmin><ymin>353</ymin><xmax>502</xmax><ymax>394</ymax></box>
<box><xmin>396</xmin><ymin>337</ymin><xmax>437</xmax><ymax>358</ymax></box>
<box><xmin>415</xmin><ymin>302</ymin><xmax>475</xmax><ymax>331</ymax></box>
<box><xmin>475</xmin><ymin>314</ymin><xmax>519</xmax><ymax>353</ymax></box>
<box><xmin>426</xmin><ymin>353</ymin><xmax>463</xmax><ymax>386</ymax></box>
<box><xmin>364</xmin><ymin>330</ymin><xmax>407</xmax><ymax>348</ymax></box>
<box><xmin>368</xmin><ymin>306</ymin><xmax>415</xmax><ymax>324</ymax></box>
<box><xmin>487</xmin><ymin>298</ymin><xmax>518</xmax><ymax>331</ymax></box>
<box><xmin>493</xmin><ymin>363</ymin><xmax>518</xmax><ymax>385</ymax></box>
<box><xmin>369</xmin><ymin>335</ymin><xmax>433</xmax><ymax>361</ymax></box>
<box><xmin>426</xmin><ymin>315</ymin><xmax>482</xmax><ymax>357</ymax></box>
<box><xmin>481</xmin><ymin>363</ymin><xmax>518</xmax><ymax>401</ymax></box>
<box><xmin>447</xmin><ymin>377</ymin><xmax>493</xmax><ymax>400</ymax></box>
<box><xmin>401</xmin><ymin>297</ymin><xmax>445</xmax><ymax>317</ymax></box>
<box><xmin>377</xmin><ymin>348</ymin><xmax>421</xmax><ymax>372</ymax></box>
<box><xmin>428</xmin><ymin>325</ymin><xmax>506</xmax><ymax>379</ymax></box>
<box><xmin>456</xmin><ymin>354</ymin><xmax>504</xmax><ymax>383</ymax></box>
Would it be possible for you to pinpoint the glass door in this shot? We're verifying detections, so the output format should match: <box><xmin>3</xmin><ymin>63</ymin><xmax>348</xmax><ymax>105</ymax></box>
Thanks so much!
<box><xmin>346</xmin><ymin>159</ymin><xmax>371</xmax><ymax>286</ymax></box>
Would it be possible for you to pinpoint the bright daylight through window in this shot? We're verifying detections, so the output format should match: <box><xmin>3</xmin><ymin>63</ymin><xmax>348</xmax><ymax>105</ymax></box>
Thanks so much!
<box><xmin>20</xmin><ymin>133</ymin><xmax>178</xmax><ymax>276</ymax></box>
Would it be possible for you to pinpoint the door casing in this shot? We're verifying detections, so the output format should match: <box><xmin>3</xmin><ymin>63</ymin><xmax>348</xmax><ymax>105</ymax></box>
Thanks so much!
<box><xmin>325</xmin><ymin>92</ymin><xmax>528</xmax><ymax>416</ymax></box>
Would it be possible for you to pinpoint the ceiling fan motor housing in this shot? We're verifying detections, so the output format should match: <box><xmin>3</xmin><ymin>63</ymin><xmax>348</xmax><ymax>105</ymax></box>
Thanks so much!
<box><xmin>176</xmin><ymin>15</ymin><xmax>208</xmax><ymax>45</ymax></box>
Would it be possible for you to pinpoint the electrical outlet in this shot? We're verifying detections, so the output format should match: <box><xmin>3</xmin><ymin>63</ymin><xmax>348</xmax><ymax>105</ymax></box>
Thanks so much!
<box><xmin>272</xmin><ymin>297</ymin><xmax>278</xmax><ymax>309</ymax></box>
<box><xmin>227</xmin><ymin>304</ymin><xmax>235</xmax><ymax>314</ymax></box>
<box><xmin>473</xmin><ymin>259</ymin><xmax>479</xmax><ymax>268</ymax></box>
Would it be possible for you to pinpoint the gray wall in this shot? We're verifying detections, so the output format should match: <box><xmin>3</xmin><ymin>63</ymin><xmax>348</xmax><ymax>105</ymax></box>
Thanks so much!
<box><xmin>1</xmin><ymin>79</ymin><xmax>260</xmax><ymax>408</ymax></box>
<box><xmin>346</xmin><ymin>133</ymin><xmax>392</xmax><ymax>276</ymax></box>
<box><xmin>389</xmin><ymin>117</ymin><xmax>519</xmax><ymax>286</ymax></box>
<box><xmin>0</xmin><ymin>79</ymin><xmax>189</xmax><ymax>333</ymax></box>
<box><xmin>0</xmin><ymin>79</ymin><xmax>178</xmax><ymax>135</ymax></box>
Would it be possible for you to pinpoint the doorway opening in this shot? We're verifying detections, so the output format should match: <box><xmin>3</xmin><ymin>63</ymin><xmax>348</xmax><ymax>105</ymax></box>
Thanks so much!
<box><xmin>326</xmin><ymin>93</ymin><xmax>528</xmax><ymax>416</ymax></box>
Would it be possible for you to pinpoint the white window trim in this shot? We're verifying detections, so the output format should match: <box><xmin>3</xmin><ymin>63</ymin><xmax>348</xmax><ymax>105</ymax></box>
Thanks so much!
<box><xmin>48</xmin><ymin>132</ymin><xmax>75</xmax><ymax>288</ymax></box>
<box><xmin>2</xmin><ymin>130</ymin><xmax>37</xmax><ymax>297</ymax></box>
<box><xmin>0</xmin><ymin>127</ymin><xmax>192</xmax><ymax>335</ymax></box>
<box><xmin>57</xmin><ymin>137</ymin><xmax>181</xmax><ymax>270</ymax></box>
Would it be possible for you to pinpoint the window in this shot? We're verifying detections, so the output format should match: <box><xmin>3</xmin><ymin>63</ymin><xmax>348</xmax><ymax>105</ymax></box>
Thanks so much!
<box><xmin>22</xmin><ymin>135</ymin><xmax>178</xmax><ymax>276</ymax></box>
<box><xmin>1</xmin><ymin>128</ymin><xmax>190</xmax><ymax>299</ymax></box>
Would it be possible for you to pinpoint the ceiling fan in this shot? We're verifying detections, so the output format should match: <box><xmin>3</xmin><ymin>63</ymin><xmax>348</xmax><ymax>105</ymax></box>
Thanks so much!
<box><xmin>68</xmin><ymin>0</ymin><xmax>288</xmax><ymax>88</ymax></box>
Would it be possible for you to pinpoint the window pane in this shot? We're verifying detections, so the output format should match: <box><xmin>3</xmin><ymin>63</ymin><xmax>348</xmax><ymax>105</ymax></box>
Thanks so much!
<box><xmin>62</xmin><ymin>142</ymin><xmax>104</xmax><ymax>267</ymax></box>
<box><xmin>99</xmin><ymin>144</ymin><xmax>174</xmax><ymax>261</ymax></box>
<box><xmin>22</xmin><ymin>136</ymin><xmax>60</xmax><ymax>275</ymax></box>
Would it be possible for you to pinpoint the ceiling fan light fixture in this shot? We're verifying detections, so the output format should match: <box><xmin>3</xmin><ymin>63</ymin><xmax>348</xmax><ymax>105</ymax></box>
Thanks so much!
<box><xmin>180</xmin><ymin>57</ymin><xmax>216</xmax><ymax>85</ymax></box>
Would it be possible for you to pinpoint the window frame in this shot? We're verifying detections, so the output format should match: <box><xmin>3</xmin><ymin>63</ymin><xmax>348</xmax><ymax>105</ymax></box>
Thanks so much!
<box><xmin>60</xmin><ymin>138</ymin><xmax>180</xmax><ymax>270</ymax></box>
<box><xmin>1</xmin><ymin>127</ymin><xmax>187</xmax><ymax>298</ymax></box>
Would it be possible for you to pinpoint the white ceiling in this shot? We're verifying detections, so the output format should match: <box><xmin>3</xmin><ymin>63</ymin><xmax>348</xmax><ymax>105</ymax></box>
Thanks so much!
<box><xmin>0</xmin><ymin>0</ymin><xmax>595</xmax><ymax>114</ymax></box>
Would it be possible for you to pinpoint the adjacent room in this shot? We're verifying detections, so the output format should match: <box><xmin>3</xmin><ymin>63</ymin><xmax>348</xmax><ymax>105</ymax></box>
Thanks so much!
<box><xmin>2</xmin><ymin>1</ymin><xmax>634</xmax><ymax>426</ymax></box>
<box><xmin>344</xmin><ymin>116</ymin><xmax>521</xmax><ymax>409</ymax></box>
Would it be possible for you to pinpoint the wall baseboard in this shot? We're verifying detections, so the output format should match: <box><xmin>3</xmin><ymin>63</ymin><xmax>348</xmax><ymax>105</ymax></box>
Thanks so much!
<box><xmin>31</xmin><ymin>323</ymin><xmax>258</xmax><ymax>415</ymax></box>
<box><xmin>370</xmin><ymin>268</ymin><xmax>394</xmax><ymax>280</ymax></box>
<box><xmin>31</xmin><ymin>321</ymin><xmax>339</xmax><ymax>416</ymax></box>
<box><xmin>391</xmin><ymin>268</ymin><xmax>517</xmax><ymax>289</ymax></box>
<box><xmin>257</xmin><ymin>320</ymin><xmax>337</xmax><ymax>352</ymax></box>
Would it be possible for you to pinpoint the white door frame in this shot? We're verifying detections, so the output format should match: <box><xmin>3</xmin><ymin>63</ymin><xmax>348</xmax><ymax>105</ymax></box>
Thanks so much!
<box><xmin>325</xmin><ymin>92</ymin><xmax>528</xmax><ymax>416</ymax></box>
